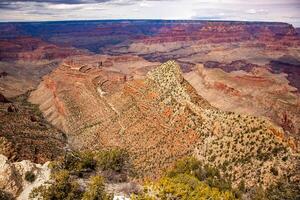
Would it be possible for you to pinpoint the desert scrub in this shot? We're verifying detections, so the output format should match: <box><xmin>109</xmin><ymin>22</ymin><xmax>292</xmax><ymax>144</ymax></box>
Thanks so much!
<box><xmin>133</xmin><ymin>157</ymin><xmax>237</xmax><ymax>200</ymax></box>
<box><xmin>50</xmin><ymin>151</ymin><xmax>96</xmax><ymax>174</ymax></box>
<box><xmin>95</xmin><ymin>148</ymin><xmax>130</xmax><ymax>172</ymax></box>
<box><xmin>29</xmin><ymin>170</ymin><xmax>83</xmax><ymax>200</ymax></box>
<box><xmin>50</xmin><ymin>148</ymin><xmax>131</xmax><ymax>176</ymax></box>
<box><xmin>166</xmin><ymin>157</ymin><xmax>232</xmax><ymax>191</ymax></box>
<box><xmin>82</xmin><ymin>176</ymin><xmax>112</xmax><ymax>200</ymax></box>
<box><xmin>25</xmin><ymin>171</ymin><xmax>36</xmax><ymax>183</ymax></box>
<box><xmin>135</xmin><ymin>174</ymin><xmax>236</xmax><ymax>200</ymax></box>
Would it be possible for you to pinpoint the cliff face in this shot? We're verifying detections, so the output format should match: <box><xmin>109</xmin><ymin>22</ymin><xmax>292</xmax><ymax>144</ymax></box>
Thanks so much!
<box><xmin>1</xmin><ymin>21</ymin><xmax>298</xmax><ymax>53</ymax></box>
<box><xmin>0</xmin><ymin>36</ymin><xmax>90</xmax><ymax>62</ymax></box>
<box><xmin>30</xmin><ymin>59</ymin><xmax>299</xmax><ymax>187</ymax></box>
<box><xmin>119</xmin><ymin>22</ymin><xmax>299</xmax><ymax>46</ymax></box>
<box><xmin>0</xmin><ymin>36</ymin><xmax>91</xmax><ymax>98</ymax></box>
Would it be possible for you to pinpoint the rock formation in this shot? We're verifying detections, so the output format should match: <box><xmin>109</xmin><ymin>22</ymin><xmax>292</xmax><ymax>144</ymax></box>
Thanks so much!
<box><xmin>30</xmin><ymin>60</ymin><xmax>299</xmax><ymax>188</ymax></box>
<box><xmin>0</xmin><ymin>154</ymin><xmax>51</xmax><ymax>199</ymax></box>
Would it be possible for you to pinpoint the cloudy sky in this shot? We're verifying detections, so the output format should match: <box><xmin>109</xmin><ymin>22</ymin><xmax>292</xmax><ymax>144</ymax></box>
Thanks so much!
<box><xmin>0</xmin><ymin>0</ymin><xmax>299</xmax><ymax>27</ymax></box>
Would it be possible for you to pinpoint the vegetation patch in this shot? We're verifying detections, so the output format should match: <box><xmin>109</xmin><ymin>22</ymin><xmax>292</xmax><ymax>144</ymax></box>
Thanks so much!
<box><xmin>25</xmin><ymin>171</ymin><xmax>36</xmax><ymax>183</ymax></box>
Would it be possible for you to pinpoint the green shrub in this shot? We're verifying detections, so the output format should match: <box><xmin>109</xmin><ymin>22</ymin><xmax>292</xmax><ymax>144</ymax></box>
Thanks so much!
<box><xmin>237</xmin><ymin>180</ymin><xmax>246</xmax><ymax>193</ymax></box>
<box><xmin>25</xmin><ymin>171</ymin><xmax>36</xmax><ymax>183</ymax></box>
<box><xmin>167</xmin><ymin>156</ymin><xmax>201</xmax><ymax>177</ymax></box>
<box><xmin>77</xmin><ymin>151</ymin><xmax>97</xmax><ymax>171</ymax></box>
<box><xmin>166</xmin><ymin>157</ymin><xmax>232</xmax><ymax>192</ymax></box>
<box><xmin>82</xmin><ymin>176</ymin><xmax>112</xmax><ymax>200</ymax></box>
<box><xmin>29</xmin><ymin>170</ymin><xmax>83</xmax><ymax>200</ymax></box>
<box><xmin>134</xmin><ymin>174</ymin><xmax>236</xmax><ymax>200</ymax></box>
<box><xmin>96</xmin><ymin>149</ymin><xmax>129</xmax><ymax>172</ymax></box>
<box><xmin>50</xmin><ymin>151</ymin><xmax>96</xmax><ymax>173</ymax></box>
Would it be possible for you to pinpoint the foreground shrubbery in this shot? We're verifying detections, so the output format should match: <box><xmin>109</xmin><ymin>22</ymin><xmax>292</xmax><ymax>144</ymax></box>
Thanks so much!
<box><xmin>96</xmin><ymin>148</ymin><xmax>130</xmax><ymax>172</ymax></box>
<box><xmin>29</xmin><ymin>152</ymin><xmax>299</xmax><ymax>200</ymax></box>
<box><xmin>29</xmin><ymin>148</ymin><xmax>129</xmax><ymax>200</ymax></box>
<box><xmin>29</xmin><ymin>170</ymin><xmax>83</xmax><ymax>200</ymax></box>
<box><xmin>50</xmin><ymin>148</ymin><xmax>130</xmax><ymax>175</ymax></box>
<box><xmin>134</xmin><ymin>174</ymin><xmax>236</xmax><ymax>200</ymax></box>
<box><xmin>133</xmin><ymin>157</ymin><xmax>237</xmax><ymax>200</ymax></box>
<box><xmin>82</xmin><ymin>176</ymin><xmax>112</xmax><ymax>200</ymax></box>
<box><xmin>30</xmin><ymin>171</ymin><xmax>112</xmax><ymax>200</ymax></box>
<box><xmin>167</xmin><ymin>157</ymin><xmax>232</xmax><ymax>191</ymax></box>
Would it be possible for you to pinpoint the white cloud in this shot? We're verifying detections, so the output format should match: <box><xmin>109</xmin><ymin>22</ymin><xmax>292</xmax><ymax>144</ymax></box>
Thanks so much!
<box><xmin>246</xmin><ymin>8</ymin><xmax>268</xmax><ymax>14</ymax></box>
<box><xmin>139</xmin><ymin>2</ymin><xmax>152</xmax><ymax>7</ymax></box>
<box><xmin>246</xmin><ymin>9</ymin><xmax>256</xmax><ymax>14</ymax></box>
<box><xmin>0</xmin><ymin>0</ymin><xmax>299</xmax><ymax>26</ymax></box>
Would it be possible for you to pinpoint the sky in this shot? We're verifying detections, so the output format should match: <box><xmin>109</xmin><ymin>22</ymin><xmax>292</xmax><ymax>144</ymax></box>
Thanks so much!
<box><xmin>0</xmin><ymin>0</ymin><xmax>299</xmax><ymax>27</ymax></box>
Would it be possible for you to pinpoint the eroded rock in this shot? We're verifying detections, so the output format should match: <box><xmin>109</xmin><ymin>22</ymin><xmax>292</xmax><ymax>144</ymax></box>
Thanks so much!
<box><xmin>0</xmin><ymin>154</ymin><xmax>51</xmax><ymax>199</ymax></box>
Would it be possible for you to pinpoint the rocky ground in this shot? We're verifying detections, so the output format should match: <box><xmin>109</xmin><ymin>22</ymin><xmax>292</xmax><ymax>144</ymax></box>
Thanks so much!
<box><xmin>0</xmin><ymin>92</ymin><xmax>65</xmax><ymax>163</ymax></box>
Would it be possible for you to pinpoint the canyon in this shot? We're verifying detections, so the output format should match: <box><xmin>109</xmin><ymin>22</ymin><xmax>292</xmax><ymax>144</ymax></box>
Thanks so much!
<box><xmin>0</xmin><ymin>20</ymin><xmax>299</xmax><ymax>199</ymax></box>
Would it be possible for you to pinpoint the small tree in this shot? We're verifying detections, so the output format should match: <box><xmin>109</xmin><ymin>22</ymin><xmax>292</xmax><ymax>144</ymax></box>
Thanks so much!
<box><xmin>25</xmin><ymin>171</ymin><xmax>36</xmax><ymax>183</ymax></box>
<box><xmin>96</xmin><ymin>149</ymin><xmax>129</xmax><ymax>172</ymax></box>
<box><xmin>29</xmin><ymin>170</ymin><xmax>83</xmax><ymax>200</ymax></box>
<box><xmin>82</xmin><ymin>176</ymin><xmax>112</xmax><ymax>200</ymax></box>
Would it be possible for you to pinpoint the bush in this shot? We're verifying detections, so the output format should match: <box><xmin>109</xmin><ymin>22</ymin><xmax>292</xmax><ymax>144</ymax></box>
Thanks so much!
<box><xmin>25</xmin><ymin>171</ymin><xmax>36</xmax><ymax>183</ymax></box>
<box><xmin>134</xmin><ymin>174</ymin><xmax>236</xmax><ymax>200</ymax></box>
<box><xmin>50</xmin><ymin>151</ymin><xmax>97</xmax><ymax>173</ymax></box>
<box><xmin>96</xmin><ymin>149</ymin><xmax>129</xmax><ymax>172</ymax></box>
<box><xmin>29</xmin><ymin>170</ymin><xmax>83</xmax><ymax>200</ymax></box>
<box><xmin>167</xmin><ymin>157</ymin><xmax>231</xmax><ymax>191</ymax></box>
<box><xmin>270</xmin><ymin>167</ymin><xmax>279</xmax><ymax>176</ymax></box>
<box><xmin>82</xmin><ymin>176</ymin><xmax>112</xmax><ymax>200</ymax></box>
<box><xmin>52</xmin><ymin>149</ymin><xmax>130</xmax><ymax>174</ymax></box>
<box><xmin>167</xmin><ymin>157</ymin><xmax>201</xmax><ymax>177</ymax></box>
<box><xmin>76</xmin><ymin>151</ymin><xmax>97</xmax><ymax>171</ymax></box>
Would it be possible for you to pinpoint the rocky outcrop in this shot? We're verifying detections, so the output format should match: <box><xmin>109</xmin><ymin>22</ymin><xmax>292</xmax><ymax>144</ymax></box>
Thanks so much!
<box><xmin>0</xmin><ymin>154</ymin><xmax>51</xmax><ymax>199</ymax></box>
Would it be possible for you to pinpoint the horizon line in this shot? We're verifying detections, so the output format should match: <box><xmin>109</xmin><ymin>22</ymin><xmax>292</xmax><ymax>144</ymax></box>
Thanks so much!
<box><xmin>0</xmin><ymin>18</ymin><xmax>295</xmax><ymax>25</ymax></box>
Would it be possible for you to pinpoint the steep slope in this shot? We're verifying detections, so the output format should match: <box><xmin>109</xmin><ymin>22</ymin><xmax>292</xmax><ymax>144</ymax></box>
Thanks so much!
<box><xmin>30</xmin><ymin>59</ymin><xmax>299</xmax><ymax>188</ymax></box>
<box><xmin>0</xmin><ymin>93</ymin><xmax>65</xmax><ymax>164</ymax></box>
